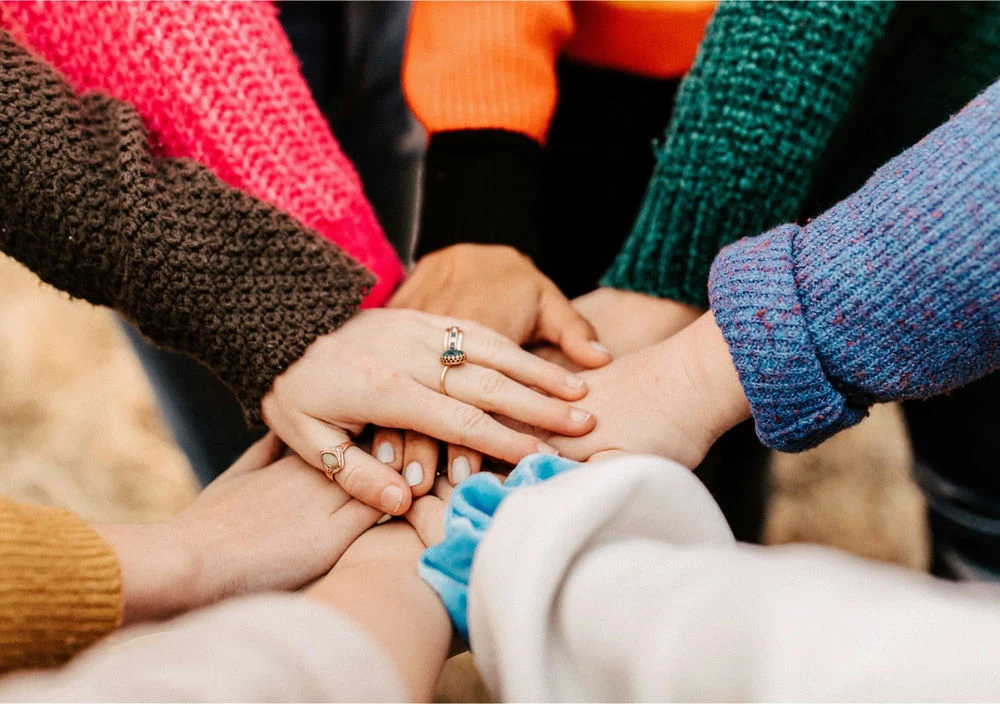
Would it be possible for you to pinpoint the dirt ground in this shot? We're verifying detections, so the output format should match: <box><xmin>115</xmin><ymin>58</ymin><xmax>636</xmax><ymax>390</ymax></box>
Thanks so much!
<box><xmin>0</xmin><ymin>252</ymin><xmax>930</xmax><ymax>700</ymax></box>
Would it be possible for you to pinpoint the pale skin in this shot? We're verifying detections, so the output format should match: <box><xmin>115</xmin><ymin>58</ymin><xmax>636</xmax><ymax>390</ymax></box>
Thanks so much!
<box><xmin>261</xmin><ymin>308</ymin><xmax>597</xmax><ymax>516</ymax></box>
<box><xmin>374</xmin><ymin>241</ymin><xmax>702</xmax><ymax>486</ymax></box>
<box><xmin>95</xmin><ymin>433</ymin><xmax>383</xmax><ymax>626</ymax></box>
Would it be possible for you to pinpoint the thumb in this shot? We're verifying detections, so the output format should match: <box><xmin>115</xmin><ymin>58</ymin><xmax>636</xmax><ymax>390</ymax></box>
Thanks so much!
<box><xmin>535</xmin><ymin>286</ymin><xmax>612</xmax><ymax>369</ymax></box>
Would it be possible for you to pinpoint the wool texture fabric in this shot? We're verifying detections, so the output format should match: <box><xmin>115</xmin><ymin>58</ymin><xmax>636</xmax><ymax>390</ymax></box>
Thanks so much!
<box><xmin>3</xmin><ymin>1</ymin><xmax>403</xmax><ymax>307</ymax></box>
<box><xmin>0</xmin><ymin>497</ymin><xmax>122</xmax><ymax>672</ymax></box>
<box><xmin>603</xmin><ymin>1</ymin><xmax>895</xmax><ymax>306</ymax></box>
<box><xmin>709</xmin><ymin>80</ymin><xmax>1000</xmax><ymax>452</ymax></box>
<box><xmin>0</xmin><ymin>31</ymin><xmax>374</xmax><ymax>422</ymax></box>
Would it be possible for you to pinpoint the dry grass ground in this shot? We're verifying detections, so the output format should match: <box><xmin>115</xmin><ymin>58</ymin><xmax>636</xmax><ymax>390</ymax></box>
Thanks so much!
<box><xmin>0</xmin><ymin>253</ymin><xmax>929</xmax><ymax>699</ymax></box>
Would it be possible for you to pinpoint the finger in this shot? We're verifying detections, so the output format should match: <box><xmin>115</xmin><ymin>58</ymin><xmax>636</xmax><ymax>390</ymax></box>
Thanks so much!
<box><xmin>382</xmin><ymin>386</ymin><xmax>558</xmax><ymax>466</ymax></box>
<box><xmin>401</xmin><ymin>430</ymin><xmax>438</xmax><ymax>497</ymax></box>
<box><xmin>296</xmin><ymin>417</ymin><xmax>412</xmax><ymax>516</ymax></box>
<box><xmin>371</xmin><ymin>428</ymin><xmax>404</xmax><ymax>471</ymax></box>
<box><xmin>435</xmin><ymin>363</ymin><xmax>596</xmax><ymax>436</ymax></box>
<box><xmin>406</xmin><ymin>495</ymin><xmax>447</xmax><ymax>547</ymax></box>
<box><xmin>435</xmin><ymin>320</ymin><xmax>587</xmax><ymax>401</ymax></box>
<box><xmin>431</xmin><ymin>475</ymin><xmax>455</xmax><ymax>502</ymax></box>
<box><xmin>535</xmin><ymin>285</ymin><xmax>612</xmax><ymax>369</ymax></box>
<box><xmin>227</xmin><ymin>431</ymin><xmax>284</xmax><ymax>475</ymax></box>
<box><xmin>447</xmin><ymin>445</ymin><xmax>482</xmax><ymax>485</ymax></box>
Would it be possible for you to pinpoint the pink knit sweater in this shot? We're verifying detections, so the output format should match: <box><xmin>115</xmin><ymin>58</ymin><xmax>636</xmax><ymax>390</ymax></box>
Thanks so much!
<box><xmin>4</xmin><ymin>1</ymin><xmax>404</xmax><ymax>307</ymax></box>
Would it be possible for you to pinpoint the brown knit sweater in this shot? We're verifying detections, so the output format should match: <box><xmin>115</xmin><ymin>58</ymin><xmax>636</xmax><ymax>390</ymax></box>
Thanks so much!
<box><xmin>0</xmin><ymin>31</ymin><xmax>376</xmax><ymax>671</ymax></box>
<box><xmin>0</xmin><ymin>30</ymin><xmax>375</xmax><ymax>422</ymax></box>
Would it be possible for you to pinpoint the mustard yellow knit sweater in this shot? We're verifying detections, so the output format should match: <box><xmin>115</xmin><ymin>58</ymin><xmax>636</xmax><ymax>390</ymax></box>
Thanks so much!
<box><xmin>0</xmin><ymin>497</ymin><xmax>122</xmax><ymax>673</ymax></box>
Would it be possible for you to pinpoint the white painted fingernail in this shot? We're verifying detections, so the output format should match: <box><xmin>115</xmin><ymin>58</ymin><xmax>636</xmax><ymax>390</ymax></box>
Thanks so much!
<box><xmin>567</xmin><ymin>374</ymin><xmax>585</xmax><ymax>389</ymax></box>
<box><xmin>381</xmin><ymin>485</ymin><xmax>404</xmax><ymax>514</ymax></box>
<box><xmin>404</xmin><ymin>461</ymin><xmax>424</xmax><ymax>487</ymax></box>
<box><xmin>537</xmin><ymin>442</ymin><xmax>560</xmax><ymax>456</ymax></box>
<box><xmin>570</xmin><ymin>407</ymin><xmax>591</xmax><ymax>423</ymax></box>
<box><xmin>590</xmin><ymin>340</ymin><xmax>611</xmax><ymax>355</ymax></box>
<box><xmin>451</xmin><ymin>456</ymin><xmax>471</xmax><ymax>484</ymax></box>
<box><xmin>375</xmin><ymin>442</ymin><xmax>395</xmax><ymax>464</ymax></box>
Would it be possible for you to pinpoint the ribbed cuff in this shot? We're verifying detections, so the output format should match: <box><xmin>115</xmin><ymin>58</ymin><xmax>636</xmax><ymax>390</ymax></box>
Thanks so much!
<box><xmin>708</xmin><ymin>224</ymin><xmax>868</xmax><ymax>451</ymax></box>
<box><xmin>0</xmin><ymin>498</ymin><xmax>122</xmax><ymax>672</ymax></box>
<box><xmin>415</xmin><ymin>130</ymin><xmax>543</xmax><ymax>261</ymax></box>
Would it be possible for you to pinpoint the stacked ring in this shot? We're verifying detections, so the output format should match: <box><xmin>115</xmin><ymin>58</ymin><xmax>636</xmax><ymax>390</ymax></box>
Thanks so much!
<box><xmin>439</xmin><ymin>326</ymin><xmax>466</xmax><ymax>396</ymax></box>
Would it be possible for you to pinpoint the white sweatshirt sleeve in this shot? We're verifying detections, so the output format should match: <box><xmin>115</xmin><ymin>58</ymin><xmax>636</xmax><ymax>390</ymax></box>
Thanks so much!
<box><xmin>0</xmin><ymin>594</ymin><xmax>407</xmax><ymax>703</ymax></box>
<box><xmin>468</xmin><ymin>454</ymin><xmax>1000</xmax><ymax>702</ymax></box>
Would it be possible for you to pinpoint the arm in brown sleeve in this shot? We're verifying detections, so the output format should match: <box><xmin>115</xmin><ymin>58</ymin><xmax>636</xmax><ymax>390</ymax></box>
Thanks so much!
<box><xmin>0</xmin><ymin>496</ymin><xmax>122</xmax><ymax>673</ymax></box>
<box><xmin>0</xmin><ymin>30</ymin><xmax>375</xmax><ymax>422</ymax></box>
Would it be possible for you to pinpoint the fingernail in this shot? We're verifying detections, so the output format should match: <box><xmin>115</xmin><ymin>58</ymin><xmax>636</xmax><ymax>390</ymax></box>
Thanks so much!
<box><xmin>537</xmin><ymin>442</ymin><xmax>560</xmax><ymax>456</ymax></box>
<box><xmin>590</xmin><ymin>340</ymin><xmax>611</xmax><ymax>355</ymax></box>
<box><xmin>451</xmin><ymin>456</ymin><xmax>471</xmax><ymax>484</ymax></box>
<box><xmin>570</xmin><ymin>407</ymin><xmax>591</xmax><ymax>424</ymax></box>
<box><xmin>567</xmin><ymin>374</ymin><xmax>585</xmax><ymax>389</ymax></box>
<box><xmin>375</xmin><ymin>442</ymin><xmax>395</xmax><ymax>464</ymax></box>
<box><xmin>381</xmin><ymin>485</ymin><xmax>404</xmax><ymax>513</ymax></box>
<box><xmin>404</xmin><ymin>461</ymin><xmax>423</xmax><ymax>487</ymax></box>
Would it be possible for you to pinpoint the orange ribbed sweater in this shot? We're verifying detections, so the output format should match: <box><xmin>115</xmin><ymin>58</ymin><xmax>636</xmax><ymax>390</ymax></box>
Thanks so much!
<box><xmin>0</xmin><ymin>497</ymin><xmax>122</xmax><ymax>673</ymax></box>
<box><xmin>404</xmin><ymin>0</ymin><xmax>717</xmax><ymax>143</ymax></box>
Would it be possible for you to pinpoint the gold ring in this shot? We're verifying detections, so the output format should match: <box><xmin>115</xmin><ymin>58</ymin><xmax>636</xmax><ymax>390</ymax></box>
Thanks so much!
<box><xmin>319</xmin><ymin>440</ymin><xmax>355</xmax><ymax>481</ymax></box>
<box><xmin>441</xmin><ymin>326</ymin><xmax>466</xmax><ymax>366</ymax></box>
<box><xmin>440</xmin><ymin>365</ymin><xmax>451</xmax><ymax>396</ymax></box>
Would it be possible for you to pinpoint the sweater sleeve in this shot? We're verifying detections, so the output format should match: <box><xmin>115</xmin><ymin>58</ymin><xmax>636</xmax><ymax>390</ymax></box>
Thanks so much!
<box><xmin>5</xmin><ymin>1</ymin><xmax>403</xmax><ymax>307</ymax></box>
<box><xmin>0</xmin><ymin>497</ymin><xmax>122</xmax><ymax>673</ymax></box>
<box><xmin>0</xmin><ymin>30</ymin><xmax>374</xmax><ymax>422</ymax></box>
<box><xmin>602</xmin><ymin>1</ymin><xmax>895</xmax><ymax>307</ymax></box>
<box><xmin>404</xmin><ymin>1</ymin><xmax>573</xmax><ymax>259</ymax></box>
<box><xmin>469</xmin><ymin>455</ymin><xmax>1000</xmax><ymax>702</ymax></box>
<box><xmin>709</xmin><ymin>80</ymin><xmax>1000</xmax><ymax>451</ymax></box>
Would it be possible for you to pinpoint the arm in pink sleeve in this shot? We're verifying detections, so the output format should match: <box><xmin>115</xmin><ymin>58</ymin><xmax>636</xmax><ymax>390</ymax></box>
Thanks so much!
<box><xmin>7</xmin><ymin>0</ymin><xmax>404</xmax><ymax>306</ymax></box>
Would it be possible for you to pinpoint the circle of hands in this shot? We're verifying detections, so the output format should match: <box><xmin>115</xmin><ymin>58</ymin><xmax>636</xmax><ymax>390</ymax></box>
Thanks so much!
<box><xmin>177</xmin><ymin>243</ymin><xmax>737</xmax><ymax>630</ymax></box>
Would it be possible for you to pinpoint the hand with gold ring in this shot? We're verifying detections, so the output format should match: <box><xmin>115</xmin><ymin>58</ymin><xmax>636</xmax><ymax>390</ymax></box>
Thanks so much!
<box><xmin>261</xmin><ymin>309</ymin><xmax>597</xmax><ymax>515</ymax></box>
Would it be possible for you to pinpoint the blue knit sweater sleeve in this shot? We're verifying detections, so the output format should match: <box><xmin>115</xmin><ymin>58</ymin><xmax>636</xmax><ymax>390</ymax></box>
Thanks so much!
<box><xmin>709</xmin><ymin>80</ymin><xmax>1000</xmax><ymax>452</ymax></box>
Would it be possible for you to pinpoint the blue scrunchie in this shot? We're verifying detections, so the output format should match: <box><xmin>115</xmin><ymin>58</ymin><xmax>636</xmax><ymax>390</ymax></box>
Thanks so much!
<box><xmin>417</xmin><ymin>453</ymin><xmax>581</xmax><ymax>639</ymax></box>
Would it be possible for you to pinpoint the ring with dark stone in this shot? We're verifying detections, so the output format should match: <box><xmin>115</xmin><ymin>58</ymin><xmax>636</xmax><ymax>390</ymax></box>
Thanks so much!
<box><xmin>440</xmin><ymin>348</ymin><xmax>467</xmax><ymax>366</ymax></box>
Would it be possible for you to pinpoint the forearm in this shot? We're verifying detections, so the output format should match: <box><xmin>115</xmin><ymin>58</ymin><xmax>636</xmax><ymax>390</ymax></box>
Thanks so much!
<box><xmin>710</xmin><ymin>80</ymin><xmax>1000</xmax><ymax>450</ymax></box>
<box><xmin>0</xmin><ymin>33</ymin><xmax>373</xmax><ymax>420</ymax></box>
<box><xmin>8</xmin><ymin>1</ymin><xmax>403</xmax><ymax>306</ymax></box>
<box><xmin>603</xmin><ymin>0</ymin><xmax>895</xmax><ymax>306</ymax></box>
<box><xmin>307</xmin><ymin>524</ymin><xmax>451</xmax><ymax>702</ymax></box>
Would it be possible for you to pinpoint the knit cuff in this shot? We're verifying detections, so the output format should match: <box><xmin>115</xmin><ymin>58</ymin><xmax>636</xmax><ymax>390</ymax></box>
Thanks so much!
<box><xmin>708</xmin><ymin>224</ymin><xmax>868</xmax><ymax>451</ymax></box>
<box><xmin>415</xmin><ymin>130</ymin><xmax>543</xmax><ymax>261</ymax></box>
<box><xmin>0</xmin><ymin>498</ymin><xmax>122</xmax><ymax>672</ymax></box>
<box><xmin>418</xmin><ymin>454</ymin><xmax>580</xmax><ymax>639</ymax></box>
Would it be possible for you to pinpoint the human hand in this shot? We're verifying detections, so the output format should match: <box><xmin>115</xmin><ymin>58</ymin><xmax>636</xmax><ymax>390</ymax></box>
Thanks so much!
<box><xmin>262</xmin><ymin>309</ymin><xmax>596</xmax><ymax>515</ymax></box>
<box><xmin>546</xmin><ymin>313</ymin><xmax>751</xmax><ymax>468</ymax></box>
<box><xmin>97</xmin><ymin>433</ymin><xmax>382</xmax><ymax>626</ymax></box>
<box><xmin>390</xmin><ymin>244</ymin><xmax>612</xmax><ymax>367</ymax></box>
<box><xmin>535</xmin><ymin>288</ymin><xmax>702</xmax><ymax>372</ymax></box>
<box><xmin>380</xmin><ymin>247</ymin><xmax>611</xmax><ymax>490</ymax></box>
<box><xmin>307</xmin><ymin>517</ymin><xmax>453</xmax><ymax>701</ymax></box>
<box><xmin>573</xmin><ymin>287</ymin><xmax>702</xmax><ymax>357</ymax></box>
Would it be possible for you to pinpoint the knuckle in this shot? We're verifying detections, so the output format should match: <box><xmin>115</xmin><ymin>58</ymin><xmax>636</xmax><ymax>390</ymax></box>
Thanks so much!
<box><xmin>479</xmin><ymin>333</ymin><xmax>507</xmax><ymax>364</ymax></box>
<box><xmin>477</xmin><ymin>370</ymin><xmax>507</xmax><ymax>400</ymax></box>
<box><xmin>454</xmin><ymin>405</ymin><xmax>489</xmax><ymax>442</ymax></box>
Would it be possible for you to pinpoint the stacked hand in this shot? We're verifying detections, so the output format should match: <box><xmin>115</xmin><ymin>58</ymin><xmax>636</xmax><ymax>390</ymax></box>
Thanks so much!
<box><xmin>262</xmin><ymin>308</ymin><xmax>596</xmax><ymax>515</ymax></box>
<box><xmin>374</xmin><ymin>244</ymin><xmax>612</xmax><ymax>488</ymax></box>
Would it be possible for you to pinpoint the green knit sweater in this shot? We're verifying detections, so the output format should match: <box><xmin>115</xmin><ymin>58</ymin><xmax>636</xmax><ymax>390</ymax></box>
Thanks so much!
<box><xmin>602</xmin><ymin>1</ymin><xmax>1000</xmax><ymax>307</ymax></box>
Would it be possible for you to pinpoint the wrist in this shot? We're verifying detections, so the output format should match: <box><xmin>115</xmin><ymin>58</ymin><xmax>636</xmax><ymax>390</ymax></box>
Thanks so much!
<box><xmin>94</xmin><ymin>522</ymin><xmax>200</xmax><ymax>625</ymax></box>
<box><xmin>678</xmin><ymin>311</ymin><xmax>751</xmax><ymax>442</ymax></box>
